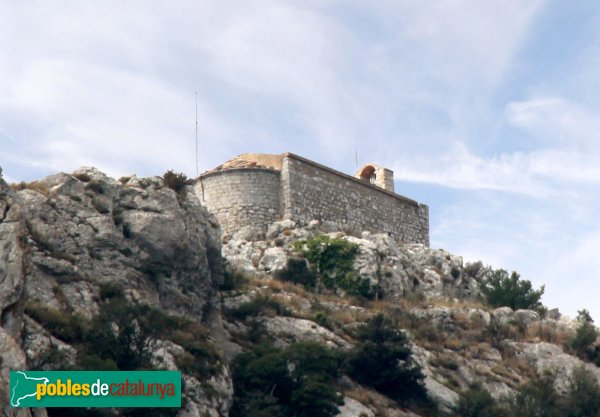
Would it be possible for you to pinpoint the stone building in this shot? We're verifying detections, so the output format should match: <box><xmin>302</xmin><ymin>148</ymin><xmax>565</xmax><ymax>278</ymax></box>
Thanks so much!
<box><xmin>193</xmin><ymin>153</ymin><xmax>429</xmax><ymax>245</ymax></box>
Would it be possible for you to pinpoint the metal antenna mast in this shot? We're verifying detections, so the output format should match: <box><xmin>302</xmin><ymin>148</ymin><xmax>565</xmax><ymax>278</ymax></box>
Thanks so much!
<box><xmin>195</xmin><ymin>92</ymin><xmax>199</xmax><ymax>177</ymax></box>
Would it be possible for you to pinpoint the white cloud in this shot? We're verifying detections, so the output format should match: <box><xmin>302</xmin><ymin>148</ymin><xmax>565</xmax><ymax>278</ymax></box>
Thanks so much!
<box><xmin>0</xmin><ymin>1</ymin><xmax>549</xmax><ymax>179</ymax></box>
<box><xmin>506</xmin><ymin>96</ymin><xmax>600</xmax><ymax>148</ymax></box>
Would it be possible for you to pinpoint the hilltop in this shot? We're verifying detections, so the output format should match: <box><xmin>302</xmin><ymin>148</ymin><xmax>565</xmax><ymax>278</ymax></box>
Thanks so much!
<box><xmin>0</xmin><ymin>167</ymin><xmax>598</xmax><ymax>417</ymax></box>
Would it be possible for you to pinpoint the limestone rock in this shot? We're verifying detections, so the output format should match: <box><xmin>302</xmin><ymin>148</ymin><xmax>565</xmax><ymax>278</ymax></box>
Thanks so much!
<box><xmin>412</xmin><ymin>345</ymin><xmax>460</xmax><ymax>412</ymax></box>
<box><xmin>266</xmin><ymin>219</ymin><xmax>296</xmax><ymax>239</ymax></box>
<box><xmin>232</xmin><ymin>225</ymin><xmax>264</xmax><ymax>242</ymax></box>
<box><xmin>511</xmin><ymin>342</ymin><xmax>600</xmax><ymax>392</ymax></box>
<box><xmin>514</xmin><ymin>309</ymin><xmax>540</xmax><ymax>326</ymax></box>
<box><xmin>0</xmin><ymin>166</ymin><xmax>231</xmax><ymax>415</ymax></box>
<box><xmin>491</xmin><ymin>307</ymin><xmax>514</xmax><ymax>326</ymax></box>
<box><xmin>338</xmin><ymin>397</ymin><xmax>375</xmax><ymax>417</ymax></box>
<box><xmin>262</xmin><ymin>316</ymin><xmax>351</xmax><ymax>349</ymax></box>
<box><xmin>259</xmin><ymin>247</ymin><xmax>287</xmax><ymax>273</ymax></box>
<box><xmin>22</xmin><ymin>317</ymin><xmax>77</xmax><ymax>369</ymax></box>
<box><xmin>178</xmin><ymin>366</ymin><xmax>234</xmax><ymax>417</ymax></box>
<box><xmin>222</xmin><ymin>220</ymin><xmax>481</xmax><ymax>301</ymax></box>
<box><xmin>0</xmin><ymin>326</ymin><xmax>31</xmax><ymax>415</ymax></box>
<box><xmin>423</xmin><ymin>377</ymin><xmax>460</xmax><ymax>412</ymax></box>
<box><xmin>0</xmin><ymin>174</ymin><xmax>26</xmax><ymax>338</ymax></box>
<box><xmin>16</xmin><ymin>169</ymin><xmax>222</xmax><ymax>319</ymax></box>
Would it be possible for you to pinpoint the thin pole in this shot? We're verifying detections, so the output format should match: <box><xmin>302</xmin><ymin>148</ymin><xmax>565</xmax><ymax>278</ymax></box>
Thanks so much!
<box><xmin>355</xmin><ymin>149</ymin><xmax>358</xmax><ymax>168</ymax></box>
<box><xmin>195</xmin><ymin>92</ymin><xmax>199</xmax><ymax>177</ymax></box>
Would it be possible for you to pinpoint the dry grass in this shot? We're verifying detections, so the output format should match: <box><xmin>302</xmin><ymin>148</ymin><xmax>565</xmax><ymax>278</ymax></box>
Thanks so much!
<box><xmin>327</xmin><ymin>308</ymin><xmax>372</xmax><ymax>325</ymax></box>
<box><xmin>444</xmin><ymin>336</ymin><xmax>468</xmax><ymax>351</ymax></box>
<box><xmin>525</xmin><ymin>321</ymin><xmax>572</xmax><ymax>345</ymax></box>
<box><xmin>437</xmin><ymin>369</ymin><xmax>463</xmax><ymax>391</ymax></box>
<box><xmin>451</xmin><ymin>309</ymin><xmax>470</xmax><ymax>324</ymax></box>
<box><xmin>429</xmin><ymin>352</ymin><xmax>460</xmax><ymax>370</ymax></box>
<box><xmin>271</xmin><ymin>293</ymin><xmax>310</xmax><ymax>316</ymax></box>
<box><xmin>9</xmin><ymin>181</ymin><xmax>27</xmax><ymax>191</ymax></box>
<box><xmin>466</xmin><ymin>342</ymin><xmax>493</xmax><ymax>359</ymax></box>
<box><xmin>247</xmin><ymin>276</ymin><xmax>313</xmax><ymax>302</ymax></box>
<box><xmin>10</xmin><ymin>180</ymin><xmax>50</xmax><ymax>196</ymax></box>
<box><xmin>490</xmin><ymin>361</ymin><xmax>529</xmax><ymax>387</ymax></box>
<box><xmin>426</xmin><ymin>297</ymin><xmax>488</xmax><ymax>311</ymax></box>
<box><xmin>342</xmin><ymin>386</ymin><xmax>395</xmax><ymax>417</ymax></box>
<box><xmin>248</xmin><ymin>276</ymin><xmax>282</xmax><ymax>290</ymax></box>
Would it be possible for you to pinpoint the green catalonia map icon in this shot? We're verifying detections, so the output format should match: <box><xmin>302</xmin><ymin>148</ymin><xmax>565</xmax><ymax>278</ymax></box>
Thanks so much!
<box><xmin>10</xmin><ymin>371</ymin><xmax>49</xmax><ymax>407</ymax></box>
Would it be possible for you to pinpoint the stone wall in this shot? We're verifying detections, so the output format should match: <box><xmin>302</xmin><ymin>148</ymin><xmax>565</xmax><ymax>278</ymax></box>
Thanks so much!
<box><xmin>194</xmin><ymin>168</ymin><xmax>280</xmax><ymax>238</ymax></box>
<box><xmin>281</xmin><ymin>155</ymin><xmax>429</xmax><ymax>245</ymax></box>
<box><xmin>194</xmin><ymin>153</ymin><xmax>429</xmax><ymax>246</ymax></box>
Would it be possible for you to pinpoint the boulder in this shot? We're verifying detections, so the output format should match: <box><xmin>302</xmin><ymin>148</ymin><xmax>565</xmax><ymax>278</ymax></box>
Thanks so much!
<box><xmin>514</xmin><ymin>309</ymin><xmax>540</xmax><ymax>326</ymax></box>
<box><xmin>259</xmin><ymin>247</ymin><xmax>288</xmax><ymax>273</ymax></box>
<box><xmin>232</xmin><ymin>225</ymin><xmax>264</xmax><ymax>242</ymax></box>
<box><xmin>491</xmin><ymin>307</ymin><xmax>514</xmax><ymax>326</ymax></box>
<box><xmin>338</xmin><ymin>397</ymin><xmax>375</xmax><ymax>417</ymax></box>
<box><xmin>511</xmin><ymin>341</ymin><xmax>600</xmax><ymax>392</ymax></box>
<box><xmin>262</xmin><ymin>316</ymin><xmax>351</xmax><ymax>349</ymax></box>
<box><xmin>266</xmin><ymin>219</ymin><xmax>296</xmax><ymax>239</ymax></box>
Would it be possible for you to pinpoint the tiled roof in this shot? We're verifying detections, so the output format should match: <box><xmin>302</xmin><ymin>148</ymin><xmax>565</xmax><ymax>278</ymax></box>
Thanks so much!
<box><xmin>204</xmin><ymin>154</ymin><xmax>280</xmax><ymax>173</ymax></box>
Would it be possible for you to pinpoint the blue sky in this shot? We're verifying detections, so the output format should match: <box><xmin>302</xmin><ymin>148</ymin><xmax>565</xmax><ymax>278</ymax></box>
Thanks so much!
<box><xmin>2</xmin><ymin>1</ymin><xmax>600</xmax><ymax>319</ymax></box>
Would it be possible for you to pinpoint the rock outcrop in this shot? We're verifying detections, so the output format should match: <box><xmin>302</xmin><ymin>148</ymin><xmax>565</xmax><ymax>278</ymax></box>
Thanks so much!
<box><xmin>19</xmin><ymin>167</ymin><xmax>222</xmax><ymax>319</ymax></box>
<box><xmin>223</xmin><ymin>219</ymin><xmax>482</xmax><ymax>300</ymax></box>
<box><xmin>0</xmin><ymin>167</ymin><xmax>594</xmax><ymax>417</ymax></box>
<box><xmin>0</xmin><ymin>167</ymin><xmax>230</xmax><ymax>416</ymax></box>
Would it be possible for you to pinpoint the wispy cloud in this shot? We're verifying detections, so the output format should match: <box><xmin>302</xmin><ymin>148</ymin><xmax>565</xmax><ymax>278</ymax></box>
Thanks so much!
<box><xmin>0</xmin><ymin>1</ymin><xmax>547</xmax><ymax>177</ymax></box>
<box><xmin>4</xmin><ymin>0</ymin><xmax>600</xmax><ymax>320</ymax></box>
<box><xmin>506</xmin><ymin>96</ymin><xmax>600</xmax><ymax>148</ymax></box>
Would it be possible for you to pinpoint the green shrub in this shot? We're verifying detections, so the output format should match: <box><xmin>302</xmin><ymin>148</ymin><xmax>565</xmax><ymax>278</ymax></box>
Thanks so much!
<box><xmin>453</xmin><ymin>384</ymin><xmax>505</xmax><ymax>417</ymax></box>
<box><xmin>220</xmin><ymin>264</ymin><xmax>247</xmax><ymax>291</ymax></box>
<box><xmin>313</xmin><ymin>311</ymin><xmax>333</xmax><ymax>330</ymax></box>
<box><xmin>29</xmin><ymin>297</ymin><xmax>220</xmax><ymax>379</ymax></box>
<box><xmin>346</xmin><ymin>314</ymin><xmax>428</xmax><ymax>406</ymax></box>
<box><xmin>570</xmin><ymin>309</ymin><xmax>600</xmax><ymax>363</ymax></box>
<box><xmin>162</xmin><ymin>170</ymin><xmax>190</xmax><ymax>192</ymax></box>
<box><xmin>86</xmin><ymin>300</ymin><xmax>157</xmax><ymax>370</ymax></box>
<box><xmin>77</xmin><ymin>353</ymin><xmax>118</xmax><ymax>371</ymax></box>
<box><xmin>87</xmin><ymin>299</ymin><xmax>220</xmax><ymax>374</ymax></box>
<box><xmin>25</xmin><ymin>302</ymin><xmax>87</xmax><ymax>344</ymax></box>
<box><xmin>174</xmin><ymin>351</ymin><xmax>217</xmax><ymax>381</ymax></box>
<box><xmin>562</xmin><ymin>365</ymin><xmax>600</xmax><ymax>417</ymax></box>
<box><xmin>98</xmin><ymin>282</ymin><xmax>124</xmax><ymax>301</ymax></box>
<box><xmin>294</xmin><ymin>235</ymin><xmax>374</xmax><ymax>297</ymax></box>
<box><xmin>507</xmin><ymin>372</ymin><xmax>561</xmax><ymax>417</ymax></box>
<box><xmin>275</xmin><ymin>257</ymin><xmax>317</xmax><ymax>288</ymax></box>
<box><xmin>170</xmin><ymin>324</ymin><xmax>221</xmax><ymax>379</ymax></box>
<box><xmin>226</xmin><ymin>296</ymin><xmax>290</xmax><ymax>321</ymax></box>
<box><xmin>30</xmin><ymin>344</ymin><xmax>70</xmax><ymax>370</ymax></box>
<box><xmin>231</xmin><ymin>342</ymin><xmax>344</xmax><ymax>417</ymax></box>
<box><xmin>478</xmin><ymin>269</ymin><xmax>545</xmax><ymax>313</ymax></box>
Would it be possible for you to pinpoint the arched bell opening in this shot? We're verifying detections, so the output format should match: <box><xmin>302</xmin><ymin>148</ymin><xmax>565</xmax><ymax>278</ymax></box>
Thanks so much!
<box><xmin>358</xmin><ymin>165</ymin><xmax>377</xmax><ymax>185</ymax></box>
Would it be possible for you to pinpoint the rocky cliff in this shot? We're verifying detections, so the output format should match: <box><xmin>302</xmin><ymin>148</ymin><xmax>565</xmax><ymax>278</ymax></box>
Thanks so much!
<box><xmin>0</xmin><ymin>167</ymin><xmax>230</xmax><ymax>416</ymax></box>
<box><xmin>0</xmin><ymin>167</ymin><xmax>595</xmax><ymax>417</ymax></box>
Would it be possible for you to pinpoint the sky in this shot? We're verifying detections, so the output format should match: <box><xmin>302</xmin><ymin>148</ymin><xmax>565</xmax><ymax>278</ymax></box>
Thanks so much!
<box><xmin>2</xmin><ymin>1</ymin><xmax>600</xmax><ymax>320</ymax></box>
